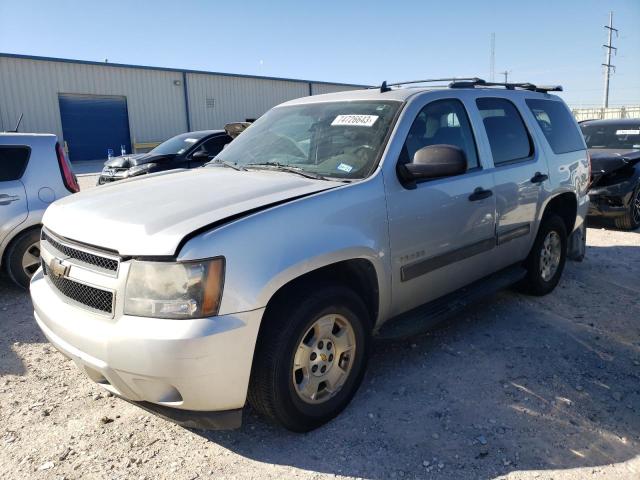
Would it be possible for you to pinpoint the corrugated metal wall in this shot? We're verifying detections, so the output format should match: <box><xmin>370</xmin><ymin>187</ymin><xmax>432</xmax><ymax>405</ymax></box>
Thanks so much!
<box><xmin>0</xmin><ymin>55</ymin><xmax>365</xmax><ymax>154</ymax></box>
<box><xmin>0</xmin><ymin>56</ymin><xmax>187</xmax><ymax>146</ymax></box>
<box><xmin>310</xmin><ymin>83</ymin><xmax>361</xmax><ymax>95</ymax></box>
<box><xmin>186</xmin><ymin>73</ymin><xmax>308</xmax><ymax>130</ymax></box>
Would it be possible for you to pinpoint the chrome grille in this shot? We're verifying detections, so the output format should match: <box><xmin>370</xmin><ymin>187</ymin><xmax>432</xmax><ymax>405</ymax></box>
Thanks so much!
<box><xmin>41</xmin><ymin>230</ymin><xmax>119</xmax><ymax>273</ymax></box>
<box><xmin>43</xmin><ymin>263</ymin><xmax>114</xmax><ymax>315</ymax></box>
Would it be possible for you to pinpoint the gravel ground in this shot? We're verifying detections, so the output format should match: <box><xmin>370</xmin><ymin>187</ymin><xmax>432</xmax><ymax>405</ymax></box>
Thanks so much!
<box><xmin>1</xmin><ymin>227</ymin><xmax>639</xmax><ymax>480</ymax></box>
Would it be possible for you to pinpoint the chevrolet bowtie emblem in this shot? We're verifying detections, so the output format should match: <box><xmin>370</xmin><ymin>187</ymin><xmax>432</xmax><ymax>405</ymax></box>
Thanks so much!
<box><xmin>49</xmin><ymin>258</ymin><xmax>69</xmax><ymax>278</ymax></box>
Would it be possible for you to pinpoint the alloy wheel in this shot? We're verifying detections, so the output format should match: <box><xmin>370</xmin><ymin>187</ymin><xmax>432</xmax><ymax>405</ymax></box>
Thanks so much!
<box><xmin>292</xmin><ymin>314</ymin><xmax>356</xmax><ymax>404</ymax></box>
<box><xmin>539</xmin><ymin>231</ymin><xmax>561</xmax><ymax>282</ymax></box>
<box><xmin>21</xmin><ymin>241</ymin><xmax>41</xmax><ymax>278</ymax></box>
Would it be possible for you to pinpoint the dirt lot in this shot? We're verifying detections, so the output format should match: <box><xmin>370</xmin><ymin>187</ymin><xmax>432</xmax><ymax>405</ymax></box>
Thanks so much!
<box><xmin>1</xmin><ymin>227</ymin><xmax>639</xmax><ymax>480</ymax></box>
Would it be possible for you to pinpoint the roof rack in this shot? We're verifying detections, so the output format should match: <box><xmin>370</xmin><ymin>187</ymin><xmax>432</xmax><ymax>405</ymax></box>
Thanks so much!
<box><xmin>449</xmin><ymin>78</ymin><xmax>563</xmax><ymax>93</ymax></box>
<box><xmin>376</xmin><ymin>77</ymin><xmax>483</xmax><ymax>92</ymax></box>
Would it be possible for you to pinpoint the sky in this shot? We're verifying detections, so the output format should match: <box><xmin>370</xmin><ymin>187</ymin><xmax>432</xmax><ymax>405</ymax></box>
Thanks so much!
<box><xmin>0</xmin><ymin>0</ymin><xmax>638</xmax><ymax>107</ymax></box>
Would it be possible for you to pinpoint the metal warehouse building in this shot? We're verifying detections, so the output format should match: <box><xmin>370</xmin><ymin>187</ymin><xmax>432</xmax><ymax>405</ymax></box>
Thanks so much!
<box><xmin>0</xmin><ymin>53</ymin><xmax>364</xmax><ymax>162</ymax></box>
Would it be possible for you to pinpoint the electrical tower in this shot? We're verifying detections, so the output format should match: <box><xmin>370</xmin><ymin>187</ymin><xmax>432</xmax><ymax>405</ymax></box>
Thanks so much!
<box><xmin>602</xmin><ymin>11</ymin><xmax>618</xmax><ymax>108</ymax></box>
<box><xmin>499</xmin><ymin>70</ymin><xmax>510</xmax><ymax>83</ymax></box>
<box><xmin>490</xmin><ymin>33</ymin><xmax>495</xmax><ymax>82</ymax></box>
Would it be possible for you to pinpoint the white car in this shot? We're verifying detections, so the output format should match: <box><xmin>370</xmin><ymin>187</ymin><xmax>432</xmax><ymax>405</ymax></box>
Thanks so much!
<box><xmin>1</xmin><ymin>133</ymin><xmax>78</xmax><ymax>288</ymax></box>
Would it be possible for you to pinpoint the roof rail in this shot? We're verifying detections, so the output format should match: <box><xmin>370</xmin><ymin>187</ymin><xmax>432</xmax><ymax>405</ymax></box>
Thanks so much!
<box><xmin>375</xmin><ymin>77</ymin><xmax>483</xmax><ymax>93</ymax></box>
<box><xmin>449</xmin><ymin>78</ymin><xmax>563</xmax><ymax>93</ymax></box>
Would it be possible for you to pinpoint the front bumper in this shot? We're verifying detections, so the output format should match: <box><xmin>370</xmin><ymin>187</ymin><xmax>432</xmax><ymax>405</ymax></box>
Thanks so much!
<box><xmin>31</xmin><ymin>269</ymin><xmax>264</xmax><ymax>416</ymax></box>
<box><xmin>588</xmin><ymin>178</ymin><xmax>637</xmax><ymax>218</ymax></box>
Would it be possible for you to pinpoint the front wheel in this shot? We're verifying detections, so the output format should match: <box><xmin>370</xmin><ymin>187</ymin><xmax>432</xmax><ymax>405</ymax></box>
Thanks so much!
<box><xmin>248</xmin><ymin>285</ymin><xmax>371</xmax><ymax>432</ymax></box>
<box><xmin>519</xmin><ymin>215</ymin><xmax>567</xmax><ymax>296</ymax></box>
<box><xmin>614</xmin><ymin>184</ymin><xmax>640</xmax><ymax>230</ymax></box>
<box><xmin>6</xmin><ymin>228</ymin><xmax>42</xmax><ymax>289</ymax></box>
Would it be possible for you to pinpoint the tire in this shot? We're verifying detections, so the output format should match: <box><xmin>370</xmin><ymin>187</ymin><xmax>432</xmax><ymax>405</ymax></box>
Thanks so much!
<box><xmin>248</xmin><ymin>284</ymin><xmax>371</xmax><ymax>432</ymax></box>
<box><xmin>613</xmin><ymin>184</ymin><xmax>640</xmax><ymax>231</ymax></box>
<box><xmin>519</xmin><ymin>215</ymin><xmax>567</xmax><ymax>296</ymax></box>
<box><xmin>5</xmin><ymin>228</ymin><xmax>42</xmax><ymax>289</ymax></box>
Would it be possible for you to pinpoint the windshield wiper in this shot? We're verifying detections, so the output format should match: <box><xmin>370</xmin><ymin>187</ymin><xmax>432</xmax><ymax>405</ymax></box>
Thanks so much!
<box><xmin>246</xmin><ymin>162</ymin><xmax>327</xmax><ymax>180</ymax></box>
<box><xmin>208</xmin><ymin>158</ymin><xmax>247</xmax><ymax>171</ymax></box>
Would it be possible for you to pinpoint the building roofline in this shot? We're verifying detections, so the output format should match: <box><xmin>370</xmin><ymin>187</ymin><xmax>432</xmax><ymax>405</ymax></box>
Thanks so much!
<box><xmin>0</xmin><ymin>52</ymin><xmax>368</xmax><ymax>89</ymax></box>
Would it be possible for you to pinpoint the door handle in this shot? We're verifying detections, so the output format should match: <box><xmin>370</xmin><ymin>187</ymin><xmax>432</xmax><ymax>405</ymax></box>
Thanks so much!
<box><xmin>468</xmin><ymin>187</ymin><xmax>493</xmax><ymax>202</ymax></box>
<box><xmin>0</xmin><ymin>194</ymin><xmax>20</xmax><ymax>206</ymax></box>
<box><xmin>530</xmin><ymin>172</ymin><xmax>549</xmax><ymax>184</ymax></box>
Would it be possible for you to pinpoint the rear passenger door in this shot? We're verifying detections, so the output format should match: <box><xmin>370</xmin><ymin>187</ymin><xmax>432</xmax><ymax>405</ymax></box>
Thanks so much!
<box><xmin>385</xmin><ymin>98</ymin><xmax>497</xmax><ymax>316</ymax></box>
<box><xmin>0</xmin><ymin>146</ymin><xmax>30</xmax><ymax>244</ymax></box>
<box><xmin>475</xmin><ymin>97</ymin><xmax>548</xmax><ymax>268</ymax></box>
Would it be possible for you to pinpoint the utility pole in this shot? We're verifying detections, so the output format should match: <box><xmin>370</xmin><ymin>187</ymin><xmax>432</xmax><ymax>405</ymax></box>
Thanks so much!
<box><xmin>490</xmin><ymin>33</ymin><xmax>495</xmax><ymax>82</ymax></box>
<box><xmin>602</xmin><ymin>11</ymin><xmax>618</xmax><ymax>108</ymax></box>
<box><xmin>499</xmin><ymin>70</ymin><xmax>510</xmax><ymax>83</ymax></box>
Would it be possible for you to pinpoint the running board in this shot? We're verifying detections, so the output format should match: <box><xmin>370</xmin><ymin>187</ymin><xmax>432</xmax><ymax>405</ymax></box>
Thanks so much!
<box><xmin>376</xmin><ymin>264</ymin><xmax>527</xmax><ymax>341</ymax></box>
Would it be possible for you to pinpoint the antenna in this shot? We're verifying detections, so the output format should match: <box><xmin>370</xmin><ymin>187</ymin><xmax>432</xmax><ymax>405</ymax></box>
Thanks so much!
<box><xmin>602</xmin><ymin>11</ymin><xmax>618</xmax><ymax>108</ymax></box>
<box><xmin>490</xmin><ymin>33</ymin><xmax>495</xmax><ymax>82</ymax></box>
<box><xmin>12</xmin><ymin>113</ymin><xmax>23</xmax><ymax>133</ymax></box>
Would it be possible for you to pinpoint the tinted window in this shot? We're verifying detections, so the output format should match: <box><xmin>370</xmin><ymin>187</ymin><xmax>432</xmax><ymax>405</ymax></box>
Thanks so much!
<box><xmin>581</xmin><ymin>122</ymin><xmax>640</xmax><ymax>149</ymax></box>
<box><xmin>526</xmin><ymin>99</ymin><xmax>585</xmax><ymax>154</ymax></box>
<box><xmin>200</xmin><ymin>136</ymin><xmax>231</xmax><ymax>156</ymax></box>
<box><xmin>150</xmin><ymin>132</ymin><xmax>209</xmax><ymax>155</ymax></box>
<box><xmin>476</xmin><ymin>98</ymin><xmax>533</xmax><ymax>165</ymax></box>
<box><xmin>0</xmin><ymin>146</ymin><xmax>30</xmax><ymax>181</ymax></box>
<box><xmin>403</xmin><ymin>99</ymin><xmax>479</xmax><ymax>169</ymax></box>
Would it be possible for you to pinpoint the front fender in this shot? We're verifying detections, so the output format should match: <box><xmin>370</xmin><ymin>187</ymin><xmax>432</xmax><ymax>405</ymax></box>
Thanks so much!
<box><xmin>178</xmin><ymin>174</ymin><xmax>392</xmax><ymax>323</ymax></box>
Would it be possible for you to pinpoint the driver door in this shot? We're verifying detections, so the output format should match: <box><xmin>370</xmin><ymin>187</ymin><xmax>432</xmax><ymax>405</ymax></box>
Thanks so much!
<box><xmin>384</xmin><ymin>98</ymin><xmax>497</xmax><ymax>317</ymax></box>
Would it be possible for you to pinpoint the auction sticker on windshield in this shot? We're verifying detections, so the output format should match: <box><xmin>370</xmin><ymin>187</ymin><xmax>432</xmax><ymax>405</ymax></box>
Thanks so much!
<box><xmin>616</xmin><ymin>130</ymin><xmax>640</xmax><ymax>135</ymax></box>
<box><xmin>331</xmin><ymin>115</ymin><xmax>379</xmax><ymax>127</ymax></box>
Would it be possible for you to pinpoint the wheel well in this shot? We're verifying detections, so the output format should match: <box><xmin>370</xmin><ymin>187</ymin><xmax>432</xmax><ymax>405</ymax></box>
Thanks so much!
<box><xmin>542</xmin><ymin>193</ymin><xmax>577</xmax><ymax>234</ymax></box>
<box><xmin>264</xmin><ymin>259</ymin><xmax>379</xmax><ymax>330</ymax></box>
<box><xmin>1</xmin><ymin>224</ymin><xmax>42</xmax><ymax>270</ymax></box>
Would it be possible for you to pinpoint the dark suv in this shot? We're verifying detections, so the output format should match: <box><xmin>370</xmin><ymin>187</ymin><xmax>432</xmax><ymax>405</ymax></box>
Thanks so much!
<box><xmin>98</xmin><ymin>130</ymin><xmax>232</xmax><ymax>184</ymax></box>
<box><xmin>581</xmin><ymin>118</ymin><xmax>640</xmax><ymax>230</ymax></box>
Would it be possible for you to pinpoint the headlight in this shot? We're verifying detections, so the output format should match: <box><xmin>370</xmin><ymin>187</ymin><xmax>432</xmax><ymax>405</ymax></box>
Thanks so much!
<box><xmin>124</xmin><ymin>258</ymin><xmax>224</xmax><ymax>319</ymax></box>
<box><xmin>127</xmin><ymin>163</ymin><xmax>156</xmax><ymax>177</ymax></box>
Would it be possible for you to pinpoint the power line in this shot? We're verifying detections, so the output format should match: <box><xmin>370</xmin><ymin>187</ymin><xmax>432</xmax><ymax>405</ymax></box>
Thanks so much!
<box><xmin>602</xmin><ymin>11</ymin><xmax>618</xmax><ymax>108</ymax></box>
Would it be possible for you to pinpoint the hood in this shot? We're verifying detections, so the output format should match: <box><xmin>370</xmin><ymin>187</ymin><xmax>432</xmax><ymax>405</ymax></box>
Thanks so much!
<box><xmin>43</xmin><ymin>167</ymin><xmax>340</xmax><ymax>256</ymax></box>
<box><xmin>104</xmin><ymin>152</ymin><xmax>173</xmax><ymax>168</ymax></box>
<box><xmin>589</xmin><ymin>148</ymin><xmax>640</xmax><ymax>177</ymax></box>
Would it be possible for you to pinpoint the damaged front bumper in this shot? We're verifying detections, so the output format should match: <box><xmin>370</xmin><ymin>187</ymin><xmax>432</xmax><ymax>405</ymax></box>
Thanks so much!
<box><xmin>588</xmin><ymin>179</ymin><xmax>637</xmax><ymax>218</ymax></box>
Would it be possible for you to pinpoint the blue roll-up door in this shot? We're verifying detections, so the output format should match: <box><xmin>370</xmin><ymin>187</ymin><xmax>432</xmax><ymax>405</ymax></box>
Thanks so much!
<box><xmin>58</xmin><ymin>94</ymin><xmax>132</xmax><ymax>162</ymax></box>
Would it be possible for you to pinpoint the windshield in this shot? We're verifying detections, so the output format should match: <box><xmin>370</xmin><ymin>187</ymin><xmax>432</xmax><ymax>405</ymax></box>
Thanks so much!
<box><xmin>212</xmin><ymin>101</ymin><xmax>401</xmax><ymax>179</ymax></box>
<box><xmin>581</xmin><ymin>123</ymin><xmax>640</xmax><ymax>150</ymax></box>
<box><xmin>150</xmin><ymin>132</ymin><xmax>207</xmax><ymax>155</ymax></box>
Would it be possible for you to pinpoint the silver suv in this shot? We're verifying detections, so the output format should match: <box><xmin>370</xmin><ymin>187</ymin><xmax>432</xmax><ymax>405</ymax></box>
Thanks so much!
<box><xmin>1</xmin><ymin>133</ymin><xmax>78</xmax><ymax>288</ymax></box>
<box><xmin>31</xmin><ymin>79</ymin><xmax>589</xmax><ymax>432</ymax></box>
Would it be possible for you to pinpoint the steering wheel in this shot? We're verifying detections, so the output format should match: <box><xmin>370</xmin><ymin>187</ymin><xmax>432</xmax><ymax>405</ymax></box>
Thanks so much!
<box><xmin>354</xmin><ymin>145</ymin><xmax>375</xmax><ymax>155</ymax></box>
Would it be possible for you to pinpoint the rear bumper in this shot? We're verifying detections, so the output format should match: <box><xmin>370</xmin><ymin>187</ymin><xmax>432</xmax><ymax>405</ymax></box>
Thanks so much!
<box><xmin>31</xmin><ymin>269</ymin><xmax>264</xmax><ymax>414</ymax></box>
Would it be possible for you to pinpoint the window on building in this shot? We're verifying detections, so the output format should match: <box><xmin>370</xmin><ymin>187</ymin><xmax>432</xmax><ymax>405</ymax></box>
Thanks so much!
<box><xmin>526</xmin><ymin>99</ymin><xmax>585</xmax><ymax>154</ymax></box>
<box><xmin>0</xmin><ymin>146</ymin><xmax>31</xmax><ymax>181</ymax></box>
<box><xmin>476</xmin><ymin>98</ymin><xmax>533</xmax><ymax>165</ymax></box>
<box><xmin>403</xmin><ymin>99</ymin><xmax>479</xmax><ymax>169</ymax></box>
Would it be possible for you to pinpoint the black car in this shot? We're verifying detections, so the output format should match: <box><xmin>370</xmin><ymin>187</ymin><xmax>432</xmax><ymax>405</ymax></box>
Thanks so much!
<box><xmin>98</xmin><ymin>130</ymin><xmax>232</xmax><ymax>184</ymax></box>
<box><xmin>581</xmin><ymin>118</ymin><xmax>640</xmax><ymax>230</ymax></box>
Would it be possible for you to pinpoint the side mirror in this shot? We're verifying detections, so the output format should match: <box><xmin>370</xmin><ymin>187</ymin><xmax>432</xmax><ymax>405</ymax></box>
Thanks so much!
<box><xmin>191</xmin><ymin>150</ymin><xmax>211</xmax><ymax>161</ymax></box>
<box><xmin>401</xmin><ymin>145</ymin><xmax>467</xmax><ymax>182</ymax></box>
